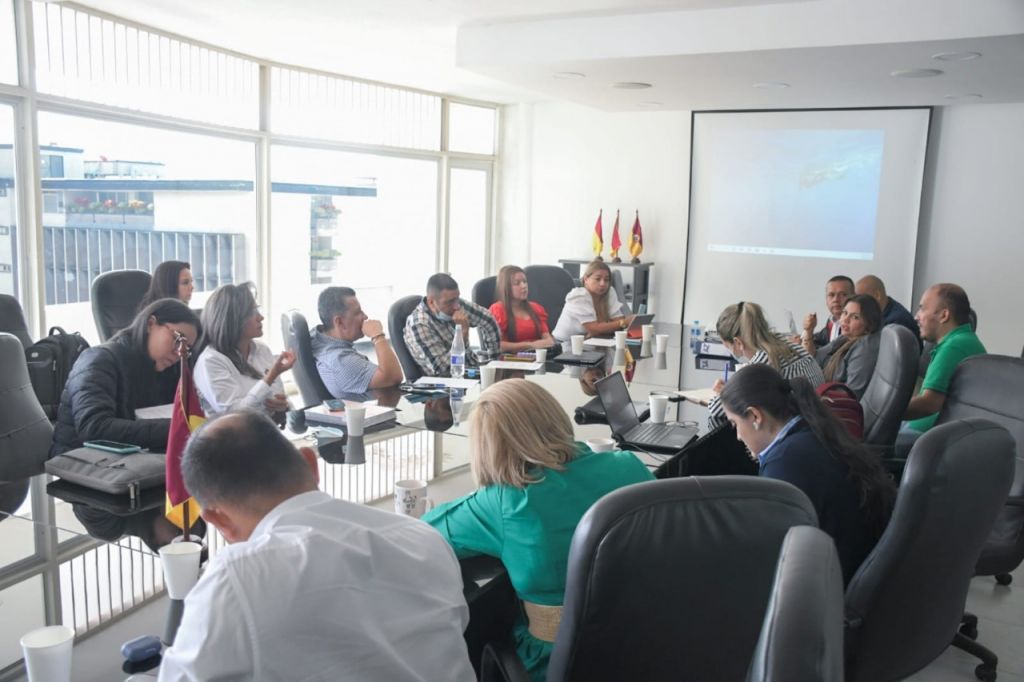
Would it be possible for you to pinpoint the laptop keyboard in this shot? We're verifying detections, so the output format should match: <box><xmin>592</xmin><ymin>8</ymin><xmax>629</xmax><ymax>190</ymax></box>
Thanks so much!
<box><xmin>630</xmin><ymin>423</ymin><xmax>678</xmax><ymax>445</ymax></box>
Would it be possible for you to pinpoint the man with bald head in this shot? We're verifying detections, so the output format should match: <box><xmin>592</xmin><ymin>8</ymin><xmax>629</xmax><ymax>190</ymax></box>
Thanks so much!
<box><xmin>855</xmin><ymin>275</ymin><xmax>920</xmax><ymax>345</ymax></box>
<box><xmin>159</xmin><ymin>410</ymin><xmax>475</xmax><ymax>681</ymax></box>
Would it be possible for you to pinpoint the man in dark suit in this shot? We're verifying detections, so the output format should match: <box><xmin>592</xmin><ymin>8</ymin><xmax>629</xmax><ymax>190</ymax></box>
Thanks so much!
<box><xmin>856</xmin><ymin>275</ymin><xmax>921</xmax><ymax>346</ymax></box>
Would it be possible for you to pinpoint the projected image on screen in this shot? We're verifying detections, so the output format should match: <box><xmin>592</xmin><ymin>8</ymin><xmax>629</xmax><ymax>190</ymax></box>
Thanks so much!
<box><xmin>706</xmin><ymin>129</ymin><xmax>884</xmax><ymax>261</ymax></box>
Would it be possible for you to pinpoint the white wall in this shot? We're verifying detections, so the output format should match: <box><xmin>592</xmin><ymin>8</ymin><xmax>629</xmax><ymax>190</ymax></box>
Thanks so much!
<box><xmin>915</xmin><ymin>103</ymin><xmax>1024</xmax><ymax>356</ymax></box>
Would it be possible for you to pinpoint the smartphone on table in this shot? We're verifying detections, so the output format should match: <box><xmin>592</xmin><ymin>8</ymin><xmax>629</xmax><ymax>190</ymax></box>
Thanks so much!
<box><xmin>323</xmin><ymin>399</ymin><xmax>346</xmax><ymax>411</ymax></box>
<box><xmin>83</xmin><ymin>440</ymin><xmax>142</xmax><ymax>455</ymax></box>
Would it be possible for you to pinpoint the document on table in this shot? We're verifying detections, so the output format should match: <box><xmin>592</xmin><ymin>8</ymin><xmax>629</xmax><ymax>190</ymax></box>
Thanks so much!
<box><xmin>674</xmin><ymin>388</ymin><xmax>717</xmax><ymax>406</ymax></box>
<box><xmin>414</xmin><ymin>376</ymin><xmax>479</xmax><ymax>389</ymax></box>
<box><xmin>485</xmin><ymin>360</ymin><xmax>544</xmax><ymax>371</ymax></box>
<box><xmin>583</xmin><ymin>338</ymin><xmax>617</xmax><ymax>348</ymax></box>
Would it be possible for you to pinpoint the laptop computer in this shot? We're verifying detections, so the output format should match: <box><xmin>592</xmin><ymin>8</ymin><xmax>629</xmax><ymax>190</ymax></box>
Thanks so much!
<box><xmin>595</xmin><ymin>372</ymin><xmax>698</xmax><ymax>452</ymax></box>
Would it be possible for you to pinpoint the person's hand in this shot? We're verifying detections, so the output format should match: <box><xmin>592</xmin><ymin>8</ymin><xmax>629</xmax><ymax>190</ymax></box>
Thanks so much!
<box><xmin>267</xmin><ymin>350</ymin><xmax>296</xmax><ymax>382</ymax></box>
<box><xmin>531</xmin><ymin>339</ymin><xmax>550</xmax><ymax>350</ymax></box>
<box><xmin>265</xmin><ymin>393</ymin><xmax>289</xmax><ymax>413</ymax></box>
<box><xmin>803</xmin><ymin>312</ymin><xmax>817</xmax><ymax>333</ymax></box>
<box><xmin>452</xmin><ymin>308</ymin><xmax>470</xmax><ymax>330</ymax></box>
<box><xmin>623</xmin><ymin>314</ymin><xmax>637</xmax><ymax>330</ymax></box>
<box><xmin>362</xmin><ymin>319</ymin><xmax>384</xmax><ymax>339</ymax></box>
<box><xmin>712</xmin><ymin>378</ymin><xmax>726</xmax><ymax>394</ymax></box>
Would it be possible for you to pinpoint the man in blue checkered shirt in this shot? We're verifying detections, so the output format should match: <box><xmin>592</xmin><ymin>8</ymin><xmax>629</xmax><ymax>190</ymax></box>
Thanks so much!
<box><xmin>403</xmin><ymin>273</ymin><xmax>501</xmax><ymax>377</ymax></box>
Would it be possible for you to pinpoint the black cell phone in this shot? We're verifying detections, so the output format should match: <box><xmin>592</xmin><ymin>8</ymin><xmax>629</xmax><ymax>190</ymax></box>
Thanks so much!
<box><xmin>83</xmin><ymin>440</ymin><xmax>142</xmax><ymax>455</ymax></box>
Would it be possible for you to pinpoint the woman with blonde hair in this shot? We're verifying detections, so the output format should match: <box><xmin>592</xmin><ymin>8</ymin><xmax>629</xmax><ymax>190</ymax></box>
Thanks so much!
<box><xmin>552</xmin><ymin>260</ymin><xmax>632</xmax><ymax>341</ymax></box>
<box><xmin>489</xmin><ymin>265</ymin><xmax>555</xmax><ymax>352</ymax></box>
<box><xmin>422</xmin><ymin>379</ymin><xmax>653</xmax><ymax>681</ymax></box>
<box><xmin>705</xmin><ymin>301</ymin><xmax>823</xmax><ymax>429</ymax></box>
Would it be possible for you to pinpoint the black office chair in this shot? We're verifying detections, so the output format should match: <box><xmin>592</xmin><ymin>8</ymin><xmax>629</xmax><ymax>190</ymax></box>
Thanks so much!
<box><xmin>0</xmin><ymin>294</ymin><xmax>32</xmax><ymax>348</ymax></box>
<box><xmin>281</xmin><ymin>311</ymin><xmax>333</xmax><ymax>407</ymax></box>
<box><xmin>477</xmin><ymin>476</ymin><xmax>817</xmax><ymax>682</ymax></box>
<box><xmin>0</xmin><ymin>333</ymin><xmax>54</xmax><ymax>516</ymax></box>
<box><xmin>843</xmin><ymin>418</ymin><xmax>1015</xmax><ymax>682</ymax></box>
<box><xmin>861</xmin><ymin>324</ymin><xmax>919</xmax><ymax>451</ymax></box>
<box><xmin>388</xmin><ymin>294</ymin><xmax>425</xmax><ymax>383</ymax></box>
<box><xmin>472</xmin><ymin>276</ymin><xmax>497</xmax><ymax>309</ymax></box>
<box><xmin>523</xmin><ymin>265</ymin><xmax>575</xmax><ymax>331</ymax></box>
<box><xmin>91</xmin><ymin>269</ymin><xmax>152</xmax><ymax>342</ymax></box>
<box><xmin>746</xmin><ymin>525</ymin><xmax>845</xmax><ymax>682</ymax></box>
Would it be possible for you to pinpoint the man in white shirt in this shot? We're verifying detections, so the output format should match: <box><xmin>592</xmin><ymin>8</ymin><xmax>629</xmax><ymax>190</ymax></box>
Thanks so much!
<box><xmin>158</xmin><ymin>411</ymin><xmax>475</xmax><ymax>682</ymax></box>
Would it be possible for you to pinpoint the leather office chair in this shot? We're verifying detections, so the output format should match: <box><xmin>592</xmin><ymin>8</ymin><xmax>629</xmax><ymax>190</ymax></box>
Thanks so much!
<box><xmin>0</xmin><ymin>333</ymin><xmax>54</xmax><ymax>516</ymax></box>
<box><xmin>388</xmin><ymin>294</ymin><xmax>425</xmax><ymax>383</ymax></box>
<box><xmin>472</xmin><ymin>276</ymin><xmax>497</xmax><ymax>309</ymax></box>
<box><xmin>481</xmin><ymin>476</ymin><xmax>815</xmax><ymax>682</ymax></box>
<box><xmin>861</xmin><ymin>324</ymin><xmax>919</xmax><ymax>450</ymax></box>
<box><xmin>91</xmin><ymin>269</ymin><xmax>152</xmax><ymax>342</ymax></box>
<box><xmin>281</xmin><ymin>311</ymin><xmax>333</xmax><ymax>407</ymax></box>
<box><xmin>523</xmin><ymin>265</ymin><xmax>575</xmax><ymax>332</ymax></box>
<box><xmin>610</xmin><ymin>269</ymin><xmax>628</xmax><ymax>314</ymax></box>
<box><xmin>843</xmin><ymin>418</ymin><xmax>1015</xmax><ymax>682</ymax></box>
<box><xmin>746</xmin><ymin>525</ymin><xmax>845</xmax><ymax>682</ymax></box>
<box><xmin>0</xmin><ymin>294</ymin><xmax>32</xmax><ymax>348</ymax></box>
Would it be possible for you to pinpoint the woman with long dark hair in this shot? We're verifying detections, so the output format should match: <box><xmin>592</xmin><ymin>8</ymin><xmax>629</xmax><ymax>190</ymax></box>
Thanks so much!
<box><xmin>816</xmin><ymin>293</ymin><xmax>882</xmax><ymax>398</ymax></box>
<box><xmin>720</xmin><ymin>363</ymin><xmax>895</xmax><ymax>583</ymax></box>
<box><xmin>489</xmin><ymin>265</ymin><xmax>555</xmax><ymax>352</ymax></box>
<box><xmin>552</xmin><ymin>260</ymin><xmax>632</xmax><ymax>341</ymax></box>
<box><xmin>138</xmin><ymin>260</ymin><xmax>194</xmax><ymax>310</ymax></box>
<box><xmin>194</xmin><ymin>283</ymin><xmax>294</xmax><ymax>418</ymax></box>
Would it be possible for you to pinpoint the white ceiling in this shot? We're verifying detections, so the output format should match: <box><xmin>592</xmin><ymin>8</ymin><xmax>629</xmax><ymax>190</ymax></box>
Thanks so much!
<box><xmin>70</xmin><ymin>0</ymin><xmax>1024</xmax><ymax>110</ymax></box>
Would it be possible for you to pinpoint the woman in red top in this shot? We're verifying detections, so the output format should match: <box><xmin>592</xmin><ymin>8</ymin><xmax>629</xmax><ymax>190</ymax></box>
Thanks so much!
<box><xmin>489</xmin><ymin>265</ymin><xmax>555</xmax><ymax>352</ymax></box>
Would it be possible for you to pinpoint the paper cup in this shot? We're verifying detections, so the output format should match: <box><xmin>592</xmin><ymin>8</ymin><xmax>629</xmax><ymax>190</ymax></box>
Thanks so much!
<box><xmin>655</xmin><ymin>333</ymin><xmax>669</xmax><ymax>354</ymax></box>
<box><xmin>159</xmin><ymin>541</ymin><xmax>202</xmax><ymax>600</ymax></box>
<box><xmin>21</xmin><ymin>626</ymin><xmax>74</xmax><ymax>682</ymax></box>
<box><xmin>649</xmin><ymin>394</ymin><xmax>669</xmax><ymax>424</ymax></box>
<box><xmin>395</xmin><ymin>479</ymin><xmax>433</xmax><ymax>518</ymax></box>
<box><xmin>642</xmin><ymin>324</ymin><xmax>655</xmax><ymax>342</ymax></box>
<box><xmin>481</xmin><ymin>364</ymin><xmax>497</xmax><ymax>389</ymax></box>
<box><xmin>570</xmin><ymin>335</ymin><xmax>585</xmax><ymax>355</ymax></box>
<box><xmin>535</xmin><ymin>348</ymin><xmax>547</xmax><ymax>363</ymax></box>
<box><xmin>586</xmin><ymin>437</ymin><xmax>617</xmax><ymax>453</ymax></box>
<box><xmin>345</xmin><ymin>404</ymin><xmax>366</xmax><ymax>437</ymax></box>
<box><xmin>614</xmin><ymin>330</ymin><xmax>627</xmax><ymax>350</ymax></box>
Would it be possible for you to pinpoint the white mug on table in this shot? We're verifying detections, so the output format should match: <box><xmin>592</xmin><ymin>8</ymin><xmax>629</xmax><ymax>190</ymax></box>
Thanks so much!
<box><xmin>395</xmin><ymin>479</ymin><xmax>434</xmax><ymax>518</ymax></box>
<box><xmin>649</xmin><ymin>394</ymin><xmax>669</xmax><ymax>424</ymax></box>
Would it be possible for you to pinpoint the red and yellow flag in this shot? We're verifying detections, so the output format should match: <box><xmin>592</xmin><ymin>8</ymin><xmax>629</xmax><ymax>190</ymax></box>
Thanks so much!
<box><xmin>610</xmin><ymin>210</ymin><xmax>622</xmax><ymax>258</ymax></box>
<box><xmin>165</xmin><ymin>355</ymin><xmax>205</xmax><ymax>530</ymax></box>
<box><xmin>629</xmin><ymin>210</ymin><xmax>644</xmax><ymax>259</ymax></box>
<box><xmin>591</xmin><ymin>210</ymin><xmax>604</xmax><ymax>257</ymax></box>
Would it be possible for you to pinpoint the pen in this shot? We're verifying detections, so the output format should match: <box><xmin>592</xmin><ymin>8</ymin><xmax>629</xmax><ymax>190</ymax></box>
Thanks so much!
<box><xmin>723</xmin><ymin>364</ymin><xmax>730</xmax><ymax>384</ymax></box>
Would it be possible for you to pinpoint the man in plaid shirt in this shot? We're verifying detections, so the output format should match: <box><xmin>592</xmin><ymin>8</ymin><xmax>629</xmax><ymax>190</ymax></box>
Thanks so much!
<box><xmin>404</xmin><ymin>273</ymin><xmax>501</xmax><ymax>377</ymax></box>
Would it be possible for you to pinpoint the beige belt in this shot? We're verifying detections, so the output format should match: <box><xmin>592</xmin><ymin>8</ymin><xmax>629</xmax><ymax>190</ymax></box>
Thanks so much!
<box><xmin>523</xmin><ymin>601</ymin><xmax>563</xmax><ymax>643</ymax></box>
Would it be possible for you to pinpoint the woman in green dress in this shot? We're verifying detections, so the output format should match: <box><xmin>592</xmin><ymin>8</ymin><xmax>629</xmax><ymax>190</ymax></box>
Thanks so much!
<box><xmin>422</xmin><ymin>378</ymin><xmax>655</xmax><ymax>681</ymax></box>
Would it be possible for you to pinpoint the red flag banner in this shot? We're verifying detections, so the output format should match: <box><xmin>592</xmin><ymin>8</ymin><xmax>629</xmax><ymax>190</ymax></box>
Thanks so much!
<box><xmin>591</xmin><ymin>210</ymin><xmax>603</xmax><ymax>257</ymax></box>
<box><xmin>629</xmin><ymin>211</ymin><xmax>644</xmax><ymax>259</ymax></box>
<box><xmin>165</xmin><ymin>354</ymin><xmax>206</xmax><ymax>530</ymax></box>
<box><xmin>610</xmin><ymin>210</ymin><xmax>622</xmax><ymax>257</ymax></box>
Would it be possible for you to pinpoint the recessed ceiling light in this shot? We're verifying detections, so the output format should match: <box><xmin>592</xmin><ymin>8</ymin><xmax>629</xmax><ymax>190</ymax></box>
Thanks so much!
<box><xmin>752</xmin><ymin>81</ymin><xmax>790</xmax><ymax>89</ymax></box>
<box><xmin>933</xmin><ymin>51</ymin><xmax>982</xmax><ymax>62</ymax></box>
<box><xmin>944</xmin><ymin>93</ymin><xmax>983</xmax><ymax>101</ymax></box>
<box><xmin>612</xmin><ymin>82</ymin><xmax>652</xmax><ymax>90</ymax></box>
<box><xmin>553</xmin><ymin>72</ymin><xmax>586</xmax><ymax>80</ymax></box>
<box><xmin>891</xmin><ymin>68</ymin><xmax>944</xmax><ymax>79</ymax></box>
<box><xmin>637</xmin><ymin>101</ymin><xmax>663</xmax><ymax>108</ymax></box>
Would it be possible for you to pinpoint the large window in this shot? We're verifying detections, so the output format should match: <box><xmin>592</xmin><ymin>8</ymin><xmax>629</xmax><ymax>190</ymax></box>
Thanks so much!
<box><xmin>37</xmin><ymin>112</ymin><xmax>257</xmax><ymax>344</ymax></box>
<box><xmin>0</xmin><ymin>0</ymin><xmax>15</xmax><ymax>85</ymax></box>
<box><xmin>268</xmin><ymin>145</ymin><xmax>439</xmax><ymax>343</ymax></box>
<box><xmin>0</xmin><ymin>104</ymin><xmax>18</xmax><ymax>298</ymax></box>
<box><xmin>447</xmin><ymin>165</ymin><xmax>491</xmax><ymax>291</ymax></box>
<box><xmin>448</xmin><ymin>102</ymin><xmax>497</xmax><ymax>155</ymax></box>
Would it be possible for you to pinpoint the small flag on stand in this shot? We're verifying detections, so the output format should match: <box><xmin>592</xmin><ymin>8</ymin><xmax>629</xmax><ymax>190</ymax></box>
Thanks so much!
<box><xmin>629</xmin><ymin>210</ymin><xmax>644</xmax><ymax>263</ymax></box>
<box><xmin>591</xmin><ymin>210</ymin><xmax>604</xmax><ymax>260</ymax></box>
<box><xmin>165</xmin><ymin>337</ymin><xmax>205</xmax><ymax>536</ymax></box>
<box><xmin>610</xmin><ymin>210</ymin><xmax>622</xmax><ymax>263</ymax></box>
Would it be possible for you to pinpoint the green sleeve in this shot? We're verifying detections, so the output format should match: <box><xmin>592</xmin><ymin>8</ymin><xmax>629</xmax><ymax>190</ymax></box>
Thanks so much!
<box><xmin>921</xmin><ymin>345</ymin><xmax>968</xmax><ymax>394</ymax></box>
<box><xmin>421</xmin><ymin>486</ymin><xmax>505</xmax><ymax>560</ymax></box>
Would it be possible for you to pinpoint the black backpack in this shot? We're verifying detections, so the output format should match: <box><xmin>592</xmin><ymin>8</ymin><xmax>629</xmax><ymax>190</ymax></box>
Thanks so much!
<box><xmin>26</xmin><ymin>326</ymin><xmax>90</xmax><ymax>420</ymax></box>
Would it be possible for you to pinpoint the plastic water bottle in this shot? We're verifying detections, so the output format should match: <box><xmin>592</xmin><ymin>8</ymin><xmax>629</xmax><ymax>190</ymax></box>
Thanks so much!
<box><xmin>450</xmin><ymin>331</ymin><xmax>466</xmax><ymax>378</ymax></box>
<box><xmin>691</xmin><ymin>321</ymin><xmax>703</xmax><ymax>353</ymax></box>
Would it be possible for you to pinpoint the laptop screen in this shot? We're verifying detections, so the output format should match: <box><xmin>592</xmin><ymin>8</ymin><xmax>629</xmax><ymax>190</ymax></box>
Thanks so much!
<box><xmin>595</xmin><ymin>371</ymin><xmax>640</xmax><ymax>434</ymax></box>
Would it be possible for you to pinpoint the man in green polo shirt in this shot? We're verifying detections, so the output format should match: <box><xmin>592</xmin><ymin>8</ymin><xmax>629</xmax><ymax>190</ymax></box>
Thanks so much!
<box><xmin>903</xmin><ymin>283</ymin><xmax>986</xmax><ymax>432</ymax></box>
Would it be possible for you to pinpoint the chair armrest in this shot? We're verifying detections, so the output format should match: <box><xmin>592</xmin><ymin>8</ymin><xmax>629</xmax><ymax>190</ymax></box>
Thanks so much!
<box><xmin>481</xmin><ymin>641</ymin><xmax>531</xmax><ymax>682</ymax></box>
<box><xmin>1005</xmin><ymin>497</ymin><xmax>1024</xmax><ymax>509</ymax></box>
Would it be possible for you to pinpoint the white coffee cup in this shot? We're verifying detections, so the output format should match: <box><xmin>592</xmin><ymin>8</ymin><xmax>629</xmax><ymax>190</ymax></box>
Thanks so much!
<box><xmin>535</xmin><ymin>348</ymin><xmax>548</xmax><ymax>363</ymax></box>
<box><xmin>159</xmin><ymin>541</ymin><xmax>202</xmax><ymax>600</ymax></box>
<box><xmin>641</xmin><ymin>324</ymin><xmax>655</xmax><ymax>342</ymax></box>
<box><xmin>480</xmin><ymin>364</ymin><xmax>497</xmax><ymax>389</ymax></box>
<box><xmin>614</xmin><ymin>330</ymin><xmax>627</xmax><ymax>350</ymax></box>
<box><xmin>649</xmin><ymin>394</ymin><xmax>669</xmax><ymax>424</ymax></box>
<box><xmin>20</xmin><ymin>625</ymin><xmax>75</xmax><ymax>682</ymax></box>
<box><xmin>570</xmin><ymin>334</ymin><xmax>585</xmax><ymax>355</ymax></box>
<box><xmin>586</xmin><ymin>437</ymin><xmax>616</xmax><ymax>453</ymax></box>
<box><xmin>395</xmin><ymin>479</ymin><xmax>434</xmax><ymax>518</ymax></box>
<box><xmin>345</xmin><ymin>403</ymin><xmax>366</xmax><ymax>437</ymax></box>
<box><xmin>655</xmin><ymin>333</ymin><xmax>669</xmax><ymax>354</ymax></box>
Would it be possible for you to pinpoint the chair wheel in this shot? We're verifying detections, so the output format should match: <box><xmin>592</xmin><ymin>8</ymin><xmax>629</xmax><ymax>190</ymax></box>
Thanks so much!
<box><xmin>960</xmin><ymin>623</ymin><xmax>979</xmax><ymax>640</ymax></box>
<box><xmin>975</xmin><ymin>663</ymin><xmax>997</xmax><ymax>681</ymax></box>
<box><xmin>995</xmin><ymin>573</ymin><xmax>1012</xmax><ymax>586</ymax></box>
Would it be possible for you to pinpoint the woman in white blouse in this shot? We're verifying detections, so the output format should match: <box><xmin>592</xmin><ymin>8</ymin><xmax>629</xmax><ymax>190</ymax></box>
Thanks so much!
<box><xmin>552</xmin><ymin>260</ymin><xmax>633</xmax><ymax>341</ymax></box>
<box><xmin>195</xmin><ymin>283</ymin><xmax>295</xmax><ymax>419</ymax></box>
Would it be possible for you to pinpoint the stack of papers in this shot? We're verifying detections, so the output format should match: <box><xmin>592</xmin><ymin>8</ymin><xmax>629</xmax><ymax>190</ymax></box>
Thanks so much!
<box><xmin>413</xmin><ymin>376</ymin><xmax>479</xmax><ymax>389</ymax></box>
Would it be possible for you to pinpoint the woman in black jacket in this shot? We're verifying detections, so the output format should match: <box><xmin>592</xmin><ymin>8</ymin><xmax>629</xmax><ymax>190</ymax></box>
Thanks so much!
<box><xmin>50</xmin><ymin>298</ymin><xmax>201</xmax><ymax>549</ymax></box>
<box><xmin>719</xmin><ymin>363</ymin><xmax>894</xmax><ymax>584</ymax></box>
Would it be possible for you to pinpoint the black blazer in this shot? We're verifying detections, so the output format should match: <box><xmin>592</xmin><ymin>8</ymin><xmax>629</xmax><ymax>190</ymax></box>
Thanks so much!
<box><xmin>759</xmin><ymin>422</ymin><xmax>881</xmax><ymax>584</ymax></box>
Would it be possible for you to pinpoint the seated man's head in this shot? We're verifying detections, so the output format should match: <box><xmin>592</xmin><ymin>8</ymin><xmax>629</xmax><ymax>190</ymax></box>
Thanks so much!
<box><xmin>916</xmin><ymin>283</ymin><xmax>971</xmax><ymax>344</ymax></box>
<box><xmin>426</xmin><ymin>273</ymin><xmax>460</xmax><ymax>321</ymax></box>
<box><xmin>183</xmin><ymin>411</ymin><xmax>319</xmax><ymax>543</ymax></box>
<box><xmin>318</xmin><ymin>286</ymin><xmax>366</xmax><ymax>341</ymax></box>
<box><xmin>855</xmin><ymin>275</ymin><xmax>888</xmax><ymax>312</ymax></box>
<box><xmin>824</xmin><ymin>275</ymin><xmax>855</xmax><ymax>320</ymax></box>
